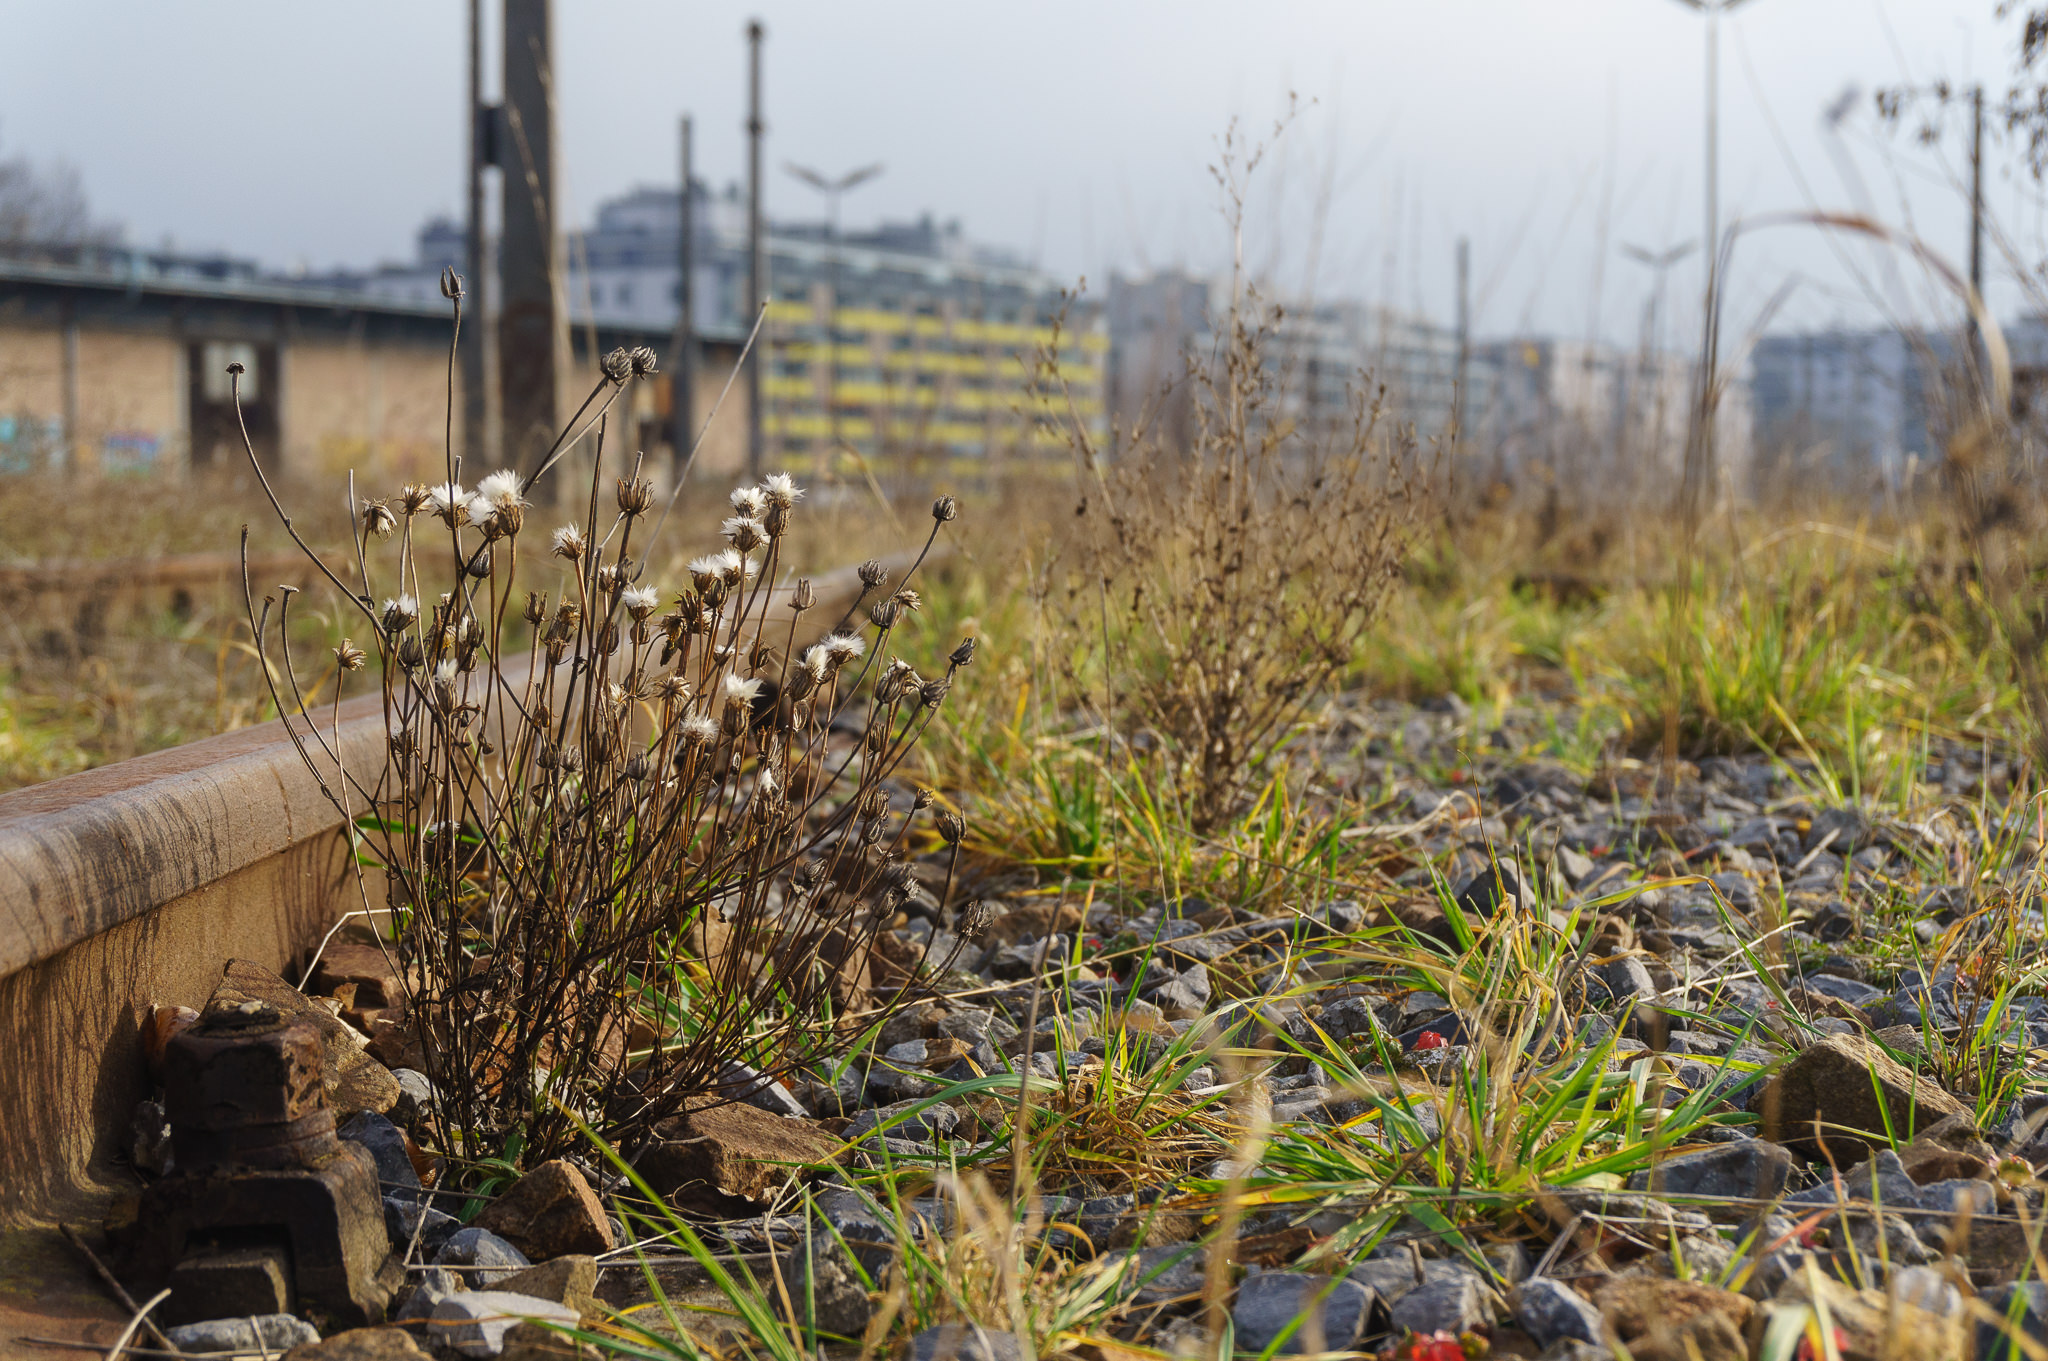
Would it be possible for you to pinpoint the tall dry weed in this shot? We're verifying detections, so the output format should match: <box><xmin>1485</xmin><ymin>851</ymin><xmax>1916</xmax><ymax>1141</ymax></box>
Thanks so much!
<box><xmin>1047</xmin><ymin>126</ymin><xmax>1431</xmax><ymax>831</ymax></box>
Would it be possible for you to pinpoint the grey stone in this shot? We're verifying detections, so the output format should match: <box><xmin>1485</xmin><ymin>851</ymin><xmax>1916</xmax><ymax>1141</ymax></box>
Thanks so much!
<box><xmin>165</xmin><ymin>1315</ymin><xmax>319</xmax><ymax>1353</ymax></box>
<box><xmin>1535</xmin><ymin>1343</ymin><xmax>1615</xmax><ymax>1361</ymax></box>
<box><xmin>814</xmin><ymin>1189</ymin><xmax>898</xmax><ymax>1279</ymax></box>
<box><xmin>385</xmin><ymin>1196</ymin><xmax>460</xmax><ymax>1258</ymax></box>
<box><xmin>780</xmin><ymin>1235</ymin><xmax>871</xmax><ymax>1339</ymax></box>
<box><xmin>1785</xmin><ymin>1150</ymin><xmax>1919</xmax><ymax>1208</ymax></box>
<box><xmin>1231</xmin><ymin>1272</ymin><xmax>1372</xmax><ymax>1354</ymax></box>
<box><xmin>1119</xmin><ymin>1244</ymin><xmax>1207</xmax><ymax>1306</ymax></box>
<box><xmin>1390</xmin><ymin>1274</ymin><xmax>1494</xmax><ymax>1336</ymax></box>
<box><xmin>1626</xmin><ymin>1139</ymin><xmax>1792</xmax><ymax>1213</ymax></box>
<box><xmin>1590</xmin><ymin>957</ymin><xmax>1658</xmax><ymax>1012</ymax></box>
<box><xmin>1455</xmin><ymin>858</ymin><xmax>1528</xmax><ymax>918</ymax></box>
<box><xmin>341</xmin><ymin>1110</ymin><xmax>420</xmax><ymax>1203</ymax></box>
<box><xmin>845</xmin><ymin>1098</ymin><xmax>960</xmax><ymax>1144</ymax></box>
<box><xmin>1515</xmin><ymin>1276</ymin><xmax>1602</xmax><ymax>1348</ymax></box>
<box><xmin>1915</xmin><ymin>1177</ymin><xmax>1996</xmax><ymax>1215</ymax></box>
<box><xmin>428</xmin><ymin>1290</ymin><xmax>579</xmax><ymax>1357</ymax></box>
<box><xmin>1976</xmin><ymin>1281</ymin><xmax>2048</xmax><ymax>1361</ymax></box>
<box><xmin>1556</xmin><ymin>845</ymin><xmax>1596</xmax><ymax>886</ymax></box>
<box><xmin>395</xmin><ymin>1267</ymin><xmax>464</xmax><ymax>1322</ymax></box>
<box><xmin>719</xmin><ymin>1061</ymin><xmax>809</xmax><ymax>1119</ymax></box>
<box><xmin>1802</xmin><ymin>974</ymin><xmax>1883</xmax><ymax>1005</ymax></box>
<box><xmin>905</xmin><ymin>1323</ymin><xmax>1029</xmax><ymax>1361</ymax></box>
<box><xmin>432</xmin><ymin>1226</ymin><xmax>530</xmax><ymax>1286</ymax></box>
<box><xmin>390</xmin><ymin>1068</ymin><xmax>439</xmax><ymax>1123</ymax></box>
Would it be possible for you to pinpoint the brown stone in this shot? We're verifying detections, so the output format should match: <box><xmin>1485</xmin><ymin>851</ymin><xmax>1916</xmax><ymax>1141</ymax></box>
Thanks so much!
<box><xmin>283</xmin><ymin>1328</ymin><xmax>429</xmax><ymax>1360</ymax></box>
<box><xmin>495</xmin><ymin>1255</ymin><xmax>601</xmax><ymax>1316</ymax></box>
<box><xmin>311</xmin><ymin>940</ymin><xmax>407</xmax><ymax>1010</ymax></box>
<box><xmin>634</xmin><ymin>1099</ymin><xmax>840</xmax><ymax>1204</ymax></box>
<box><xmin>983</xmin><ymin>901</ymin><xmax>1087</xmax><ymax>948</ymax></box>
<box><xmin>474</xmin><ymin>1161</ymin><xmax>616</xmax><ymax>1259</ymax></box>
<box><xmin>1769</xmin><ymin>1033</ymin><xmax>1969</xmax><ymax>1157</ymax></box>
<box><xmin>209</xmin><ymin>958</ymin><xmax>399</xmax><ymax>1118</ymax></box>
<box><xmin>500</xmin><ymin>1320</ymin><xmax>599</xmax><ymax>1360</ymax></box>
<box><xmin>1595</xmin><ymin>1278</ymin><xmax>1752</xmax><ymax>1361</ymax></box>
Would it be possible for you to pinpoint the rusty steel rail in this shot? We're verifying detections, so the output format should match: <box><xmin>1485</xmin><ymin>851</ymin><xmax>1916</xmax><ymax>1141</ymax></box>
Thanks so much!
<box><xmin>0</xmin><ymin>547</ymin><xmax>944</xmax><ymax>1346</ymax></box>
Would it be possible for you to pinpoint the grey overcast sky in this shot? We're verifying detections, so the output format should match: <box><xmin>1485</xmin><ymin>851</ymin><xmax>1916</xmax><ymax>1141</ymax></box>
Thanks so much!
<box><xmin>0</xmin><ymin>1</ymin><xmax>2035</xmax><ymax>346</ymax></box>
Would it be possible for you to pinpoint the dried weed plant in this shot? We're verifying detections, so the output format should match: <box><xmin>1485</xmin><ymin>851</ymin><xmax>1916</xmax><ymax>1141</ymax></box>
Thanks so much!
<box><xmin>1049</xmin><ymin>123</ymin><xmax>1431</xmax><ymax>832</ymax></box>
<box><xmin>235</xmin><ymin>272</ymin><xmax>976</xmax><ymax>1167</ymax></box>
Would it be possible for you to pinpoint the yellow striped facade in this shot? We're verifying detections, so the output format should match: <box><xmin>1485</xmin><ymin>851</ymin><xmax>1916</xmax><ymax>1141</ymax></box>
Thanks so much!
<box><xmin>763</xmin><ymin>298</ymin><xmax>1108</xmax><ymax>460</ymax></box>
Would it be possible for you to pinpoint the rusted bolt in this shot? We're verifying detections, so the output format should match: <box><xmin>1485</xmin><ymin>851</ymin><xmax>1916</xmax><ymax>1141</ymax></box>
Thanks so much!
<box><xmin>161</xmin><ymin>1000</ymin><xmax>336</xmax><ymax>1172</ymax></box>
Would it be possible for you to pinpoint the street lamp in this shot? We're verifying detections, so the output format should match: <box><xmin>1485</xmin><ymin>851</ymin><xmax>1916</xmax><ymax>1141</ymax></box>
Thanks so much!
<box><xmin>784</xmin><ymin>161</ymin><xmax>883</xmax><ymax>455</ymax></box>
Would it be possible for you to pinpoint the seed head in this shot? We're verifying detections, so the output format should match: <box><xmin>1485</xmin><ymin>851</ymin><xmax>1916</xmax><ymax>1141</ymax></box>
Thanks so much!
<box><xmin>621</xmin><ymin>584</ymin><xmax>659</xmax><ymax>620</ymax></box>
<box><xmin>958</xmin><ymin>900</ymin><xmax>994</xmax><ymax>940</ymax></box>
<box><xmin>524</xmin><ymin>591</ymin><xmax>548</xmax><ymax>626</ymax></box>
<box><xmin>397</xmin><ymin>484</ymin><xmax>433</xmax><ymax>515</ymax></box>
<box><xmin>790</xmin><ymin>578</ymin><xmax>817</xmax><ymax>612</ymax></box>
<box><xmin>426</xmin><ymin>482</ymin><xmax>468</xmax><ymax>528</ymax></box>
<box><xmin>381</xmin><ymin>594</ymin><xmax>419</xmax><ymax>633</ymax></box>
<box><xmin>465</xmin><ymin>545</ymin><xmax>492</xmax><ymax>578</ymax></box>
<box><xmin>335</xmin><ymin>639</ymin><xmax>366</xmax><ymax>671</ymax></box>
<box><xmin>226</xmin><ymin>360</ymin><xmax>246</xmax><ymax>378</ymax></box>
<box><xmin>596</xmin><ymin>564</ymin><xmax>623</xmax><ymax>595</ymax></box>
<box><xmin>722</xmin><ymin>516</ymin><xmax>766</xmax><ymax>552</ymax></box>
<box><xmin>913</xmin><ymin>787</ymin><xmax>936</xmax><ymax>810</ymax></box>
<box><xmin>688</xmin><ymin>554</ymin><xmax>724</xmax><ymax>592</ymax></box>
<box><xmin>717</xmin><ymin>548</ymin><xmax>756</xmax><ymax>586</ymax></box>
<box><xmin>656</xmin><ymin>674</ymin><xmax>689</xmax><ymax>703</ymax></box>
<box><xmin>857</xmin><ymin>559</ymin><xmax>889</xmax><ymax>590</ymax></box>
<box><xmin>397</xmin><ymin>635</ymin><xmax>425</xmax><ymax>669</ymax></box>
<box><xmin>920</xmin><ymin>677</ymin><xmax>951</xmax><ymax>708</ymax></box>
<box><xmin>439</xmin><ymin>267</ymin><xmax>464</xmax><ymax>301</ymax></box>
<box><xmin>891</xmin><ymin>588</ymin><xmax>923</xmax><ymax>614</ymax></box>
<box><xmin>761</xmin><ymin>472</ymin><xmax>803</xmax><ymax>508</ymax></box>
<box><xmin>617</xmin><ymin>476</ymin><xmax>657</xmax><ymax>517</ymax></box>
<box><xmin>932</xmin><ymin>495</ymin><xmax>958</xmax><ymax>523</ymax></box>
<box><xmin>730</xmin><ymin>484</ymin><xmax>770</xmax><ymax>518</ymax></box>
<box><xmin>869</xmin><ymin>599</ymin><xmax>900</xmax><ymax>630</ymax></box>
<box><xmin>361</xmin><ymin>499</ymin><xmax>398</xmax><ymax>539</ymax></box>
<box><xmin>551</xmin><ymin>524</ymin><xmax>586</xmax><ymax>561</ymax></box>
<box><xmin>820</xmin><ymin>632</ymin><xmax>866</xmax><ymax>666</ymax></box>
<box><xmin>601</xmin><ymin>347</ymin><xmax>633</xmax><ymax>383</ymax></box>
<box><xmin>949</xmin><ymin>637</ymin><xmax>977</xmax><ymax>668</ymax></box>
<box><xmin>624</xmin><ymin>751</ymin><xmax>652</xmax><ymax>781</ymax></box>
<box><xmin>763</xmin><ymin>502</ymin><xmax>792</xmax><ymax>538</ymax></box>
<box><xmin>676</xmin><ymin>714</ymin><xmax>720</xmax><ymax>749</ymax></box>
<box><xmin>935</xmin><ymin>809</ymin><xmax>966</xmax><ymax>844</ymax></box>
<box><xmin>629</xmin><ymin>346</ymin><xmax>659</xmax><ymax>377</ymax></box>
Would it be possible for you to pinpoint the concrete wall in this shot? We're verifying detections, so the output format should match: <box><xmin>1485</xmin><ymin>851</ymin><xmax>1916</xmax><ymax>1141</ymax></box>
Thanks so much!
<box><xmin>0</xmin><ymin>324</ymin><xmax>185</xmax><ymax>474</ymax></box>
<box><xmin>284</xmin><ymin>336</ymin><xmax>460</xmax><ymax>484</ymax></box>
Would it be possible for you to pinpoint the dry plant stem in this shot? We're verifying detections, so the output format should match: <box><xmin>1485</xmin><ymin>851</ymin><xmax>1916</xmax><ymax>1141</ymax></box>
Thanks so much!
<box><xmin>232</xmin><ymin>286</ymin><xmax>971</xmax><ymax>1165</ymax></box>
<box><xmin>1203</xmin><ymin>1042</ymin><xmax>1269</xmax><ymax>1359</ymax></box>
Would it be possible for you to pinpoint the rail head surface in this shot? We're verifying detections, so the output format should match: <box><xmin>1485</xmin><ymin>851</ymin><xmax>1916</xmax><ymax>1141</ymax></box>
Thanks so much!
<box><xmin>0</xmin><ymin>549</ymin><xmax>935</xmax><ymax>979</ymax></box>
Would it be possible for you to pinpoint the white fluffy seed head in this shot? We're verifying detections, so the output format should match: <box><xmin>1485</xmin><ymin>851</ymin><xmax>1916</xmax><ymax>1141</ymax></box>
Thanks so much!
<box><xmin>821</xmin><ymin>633</ymin><xmax>866</xmax><ymax>664</ymax></box>
<box><xmin>761</xmin><ymin>472</ymin><xmax>803</xmax><ymax>508</ymax></box>
<box><xmin>551</xmin><ymin>525</ymin><xmax>586</xmax><ymax>560</ymax></box>
<box><xmin>621</xmin><ymin>585</ymin><xmax>659</xmax><ymax>618</ymax></box>
<box><xmin>678</xmin><ymin>714</ymin><xmax>720</xmax><ymax>746</ymax></box>
<box><xmin>730</xmin><ymin>485</ymin><xmax>769</xmax><ymax>517</ymax></box>
<box><xmin>476</xmin><ymin>469</ymin><xmax>525</xmax><ymax>508</ymax></box>
<box><xmin>723</xmin><ymin>673</ymin><xmax>764</xmax><ymax>706</ymax></box>
<box><xmin>426</xmin><ymin>482</ymin><xmax>467</xmax><ymax>524</ymax></box>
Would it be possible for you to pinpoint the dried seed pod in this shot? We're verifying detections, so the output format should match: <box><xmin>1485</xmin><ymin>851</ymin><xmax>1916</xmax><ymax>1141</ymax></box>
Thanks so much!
<box><xmin>763</xmin><ymin>502</ymin><xmax>792</xmax><ymax>538</ymax></box>
<box><xmin>932</xmin><ymin>495</ymin><xmax>958</xmax><ymax>523</ymax></box>
<box><xmin>361</xmin><ymin>499</ymin><xmax>397</xmax><ymax>539</ymax></box>
<box><xmin>869</xmin><ymin>600</ymin><xmax>901</xmax><ymax>630</ymax></box>
<box><xmin>617</xmin><ymin>477</ymin><xmax>656</xmax><ymax>516</ymax></box>
<box><xmin>629</xmin><ymin>346</ymin><xmax>659</xmax><ymax>376</ymax></box>
<box><xmin>857</xmin><ymin>559</ymin><xmax>889</xmax><ymax>590</ymax></box>
<box><xmin>397</xmin><ymin>636</ymin><xmax>426</xmax><ymax>670</ymax></box>
<box><xmin>949</xmin><ymin>637</ymin><xmax>977</xmax><ymax>668</ymax></box>
<box><xmin>920</xmin><ymin>677</ymin><xmax>950</xmax><ymax>708</ymax></box>
<box><xmin>601</xmin><ymin>347</ymin><xmax>633</xmax><ymax>382</ymax></box>
<box><xmin>334</xmin><ymin>640</ymin><xmax>366</xmax><ymax>672</ymax></box>
<box><xmin>439</xmin><ymin>267</ymin><xmax>464</xmax><ymax>301</ymax></box>
<box><xmin>958</xmin><ymin>900</ymin><xmax>994</xmax><ymax>940</ymax></box>
<box><xmin>524</xmin><ymin>591</ymin><xmax>548</xmax><ymax>626</ymax></box>
<box><xmin>935</xmin><ymin>809</ymin><xmax>966</xmax><ymax>845</ymax></box>
<box><xmin>913</xmin><ymin>787</ymin><xmax>935</xmax><ymax>810</ymax></box>
<box><xmin>790</xmin><ymin>578</ymin><xmax>816</xmax><ymax>612</ymax></box>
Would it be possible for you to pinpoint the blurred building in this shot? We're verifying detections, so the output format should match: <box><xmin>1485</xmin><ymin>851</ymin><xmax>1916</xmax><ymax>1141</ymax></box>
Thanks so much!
<box><xmin>1749</xmin><ymin>329</ymin><xmax>1942</xmax><ymax>486</ymax></box>
<box><xmin>1473</xmin><ymin>337</ymin><xmax>1749</xmax><ymax>495</ymax></box>
<box><xmin>1104</xmin><ymin>269</ymin><xmax>1481</xmax><ymax>452</ymax></box>
<box><xmin>361</xmin><ymin>185</ymin><xmax>1110</xmax><ymax>467</ymax></box>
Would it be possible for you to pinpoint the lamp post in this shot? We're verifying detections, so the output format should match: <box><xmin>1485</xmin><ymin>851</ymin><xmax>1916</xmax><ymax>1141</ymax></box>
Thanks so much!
<box><xmin>784</xmin><ymin>161</ymin><xmax>883</xmax><ymax>457</ymax></box>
